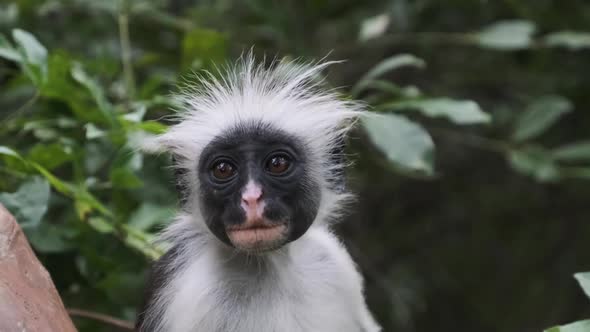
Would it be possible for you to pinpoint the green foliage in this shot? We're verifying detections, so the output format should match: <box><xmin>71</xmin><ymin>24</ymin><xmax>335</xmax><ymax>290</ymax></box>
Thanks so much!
<box><xmin>575</xmin><ymin>273</ymin><xmax>590</xmax><ymax>299</ymax></box>
<box><xmin>0</xmin><ymin>176</ymin><xmax>49</xmax><ymax>229</ymax></box>
<box><xmin>473</xmin><ymin>20</ymin><xmax>536</xmax><ymax>51</ymax></box>
<box><xmin>2</xmin><ymin>1</ymin><xmax>590</xmax><ymax>331</ymax></box>
<box><xmin>381</xmin><ymin>98</ymin><xmax>490</xmax><ymax>125</ymax></box>
<box><xmin>546</xmin><ymin>321</ymin><xmax>590</xmax><ymax>332</ymax></box>
<box><xmin>544</xmin><ymin>273</ymin><xmax>590</xmax><ymax>332</ymax></box>
<box><xmin>363</xmin><ymin>114</ymin><xmax>435</xmax><ymax>176</ymax></box>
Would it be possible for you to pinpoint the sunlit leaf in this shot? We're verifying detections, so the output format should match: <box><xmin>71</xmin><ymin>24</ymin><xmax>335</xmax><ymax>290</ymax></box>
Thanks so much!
<box><xmin>11</xmin><ymin>29</ymin><xmax>47</xmax><ymax>85</ymax></box>
<box><xmin>0</xmin><ymin>176</ymin><xmax>50</xmax><ymax>229</ymax></box>
<box><xmin>0</xmin><ymin>145</ymin><xmax>24</xmax><ymax>160</ymax></box>
<box><xmin>544</xmin><ymin>320</ymin><xmax>590</xmax><ymax>332</ymax></box>
<box><xmin>473</xmin><ymin>20</ymin><xmax>536</xmax><ymax>50</ymax></box>
<box><xmin>0</xmin><ymin>33</ymin><xmax>21</xmax><ymax>62</ymax></box>
<box><xmin>362</xmin><ymin>113</ymin><xmax>435</xmax><ymax>175</ymax></box>
<box><xmin>544</xmin><ymin>31</ymin><xmax>590</xmax><ymax>50</ymax></box>
<box><xmin>359</xmin><ymin>13</ymin><xmax>390</xmax><ymax>41</ymax></box>
<box><xmin>383</xmin><ymin>98</ymin><xmax>490</xmax><ymax>125</ymax></box>
<box><xmin>552</xmin><ymin>141</ymin><xmax>590</xmax><ymax>162</ymax></box>
<box><xmin>512</xmin><ymin>96</ymin><xmax>573</xmax><ymax>142</ymax></box>
<box><xmin>574</xmin><ymin>272</ymin><xmax>590</xmax><ymax>299</ymax></box>
<box><xmin>88</xmin><ymin>217</ymin><xmax>115</xmax><ymax>234</ymax></box>
<box><xmin>508</xmin><ymin>146</ymin><xmax>560</xmax><ymax>182</ymax></box>
<box><xmin>85</xmin><ymin>123</ymin><xmax>107</xmax><ymax>139</ymax></box>
<box><xmin>353</xmin><ymin>54</ymin><xmax>425</xmax><ymax>96</ymax></box>
<box><xmin>12</xmin><ymin>28</ymin><xmax>47</xmax><ymax>66</ymax></box>
<box><xmin>355</xmin><ymin>80</ymin><xmax>422</xmax><ymax>98</ymax></box>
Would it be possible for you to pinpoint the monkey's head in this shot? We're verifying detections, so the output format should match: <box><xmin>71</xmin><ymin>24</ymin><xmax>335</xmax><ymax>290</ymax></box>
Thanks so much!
<box><xmin>148</xmin><ymin>55</ymin><xmax>362</xmax><ymax>253</ymax></box>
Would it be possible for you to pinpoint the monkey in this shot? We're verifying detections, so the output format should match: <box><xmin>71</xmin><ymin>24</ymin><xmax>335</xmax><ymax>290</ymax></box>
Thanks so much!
<box><xmin>136</xmin><ymin>55</ymin><xmax>381</xmax><ymax>332</ymax></box>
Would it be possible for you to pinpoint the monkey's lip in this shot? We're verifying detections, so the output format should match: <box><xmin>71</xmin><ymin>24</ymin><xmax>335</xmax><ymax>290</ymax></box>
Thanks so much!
<box><xmin>226</xmin><ymin>222</ymin><xmax>288</xmax><ymax>251</ymax></box>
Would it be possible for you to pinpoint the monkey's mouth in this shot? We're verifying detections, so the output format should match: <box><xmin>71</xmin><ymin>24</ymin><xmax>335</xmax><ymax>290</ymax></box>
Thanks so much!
<box><xmin>226</xmin><ymin>221</ymin><xmax>288</xmax><ymax>252</ymax></box>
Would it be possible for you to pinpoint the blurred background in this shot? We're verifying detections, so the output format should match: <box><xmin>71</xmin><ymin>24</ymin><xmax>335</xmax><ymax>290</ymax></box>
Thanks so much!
<box><xmin>1</xmin><ymin>0</ymin><xmax>590</xmax><ymax>331</ymax></box>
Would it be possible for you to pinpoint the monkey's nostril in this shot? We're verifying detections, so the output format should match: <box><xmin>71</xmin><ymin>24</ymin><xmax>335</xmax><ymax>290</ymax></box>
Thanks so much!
<box><xmin>241</xmin><ymin>181</ymin><xmax>263</xmax><ymax>207</ymax></box>
<box><xmin>241</xmin><ymin>194</ymin><xmax>261</xmax><ymax>208</ymax></box>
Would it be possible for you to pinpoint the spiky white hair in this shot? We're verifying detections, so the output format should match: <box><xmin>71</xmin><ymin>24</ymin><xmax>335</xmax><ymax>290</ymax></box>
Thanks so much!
<box><xmin>148</xmin><ymin>55</ymin><xmax>364</xmax><ymax>230</ymax></box>
<box><xmin>138</xmin><ymin>56</ymin><xmax>382</xmax><ymax>332</ymax></box>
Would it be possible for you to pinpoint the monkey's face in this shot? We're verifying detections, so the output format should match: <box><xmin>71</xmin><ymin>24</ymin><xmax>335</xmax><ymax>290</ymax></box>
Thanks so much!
<box><xmin>197</xmin><ymin>123</ymin><xmax>321</xmax><ymax>253</ymax></box>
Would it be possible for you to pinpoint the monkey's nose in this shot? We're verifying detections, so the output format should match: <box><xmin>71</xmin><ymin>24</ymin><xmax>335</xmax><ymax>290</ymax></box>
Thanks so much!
<box><xmin>240</xmin><ymin>181</ymin><xmax>264</xmax><ymax>219</ymax></box>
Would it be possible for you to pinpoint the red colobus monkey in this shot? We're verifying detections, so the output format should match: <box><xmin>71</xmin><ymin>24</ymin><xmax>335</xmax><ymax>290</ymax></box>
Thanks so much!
<box><xmin>136</xmin><ymin>55</ymin><xmax>381</xmax><ymax>332</ymax></box>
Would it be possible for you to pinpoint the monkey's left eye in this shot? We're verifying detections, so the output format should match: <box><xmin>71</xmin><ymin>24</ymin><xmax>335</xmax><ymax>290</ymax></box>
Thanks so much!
<box><xmin>211</xmin><ymin>160</ymin><xmax>237</xmax><ymax>181</ymax></box>
<box><xmin>265</xmin><ymin>154</ymin><xmax>292</xmax><ymax>175</ymax></box>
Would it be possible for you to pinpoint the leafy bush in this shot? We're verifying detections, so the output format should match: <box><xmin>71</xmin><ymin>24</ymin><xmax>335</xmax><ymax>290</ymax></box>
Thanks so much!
<box><xmin>1</xmin><ymin>1</ymin><xmax>590</xmax><ymax>331</ymax></box>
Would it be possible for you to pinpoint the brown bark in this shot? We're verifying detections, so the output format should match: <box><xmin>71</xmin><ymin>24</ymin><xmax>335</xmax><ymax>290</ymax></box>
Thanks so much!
<box><xmin>0</xmin><ymin>204</ymin><xmax>77</xmax><ymax>332</ymax></box>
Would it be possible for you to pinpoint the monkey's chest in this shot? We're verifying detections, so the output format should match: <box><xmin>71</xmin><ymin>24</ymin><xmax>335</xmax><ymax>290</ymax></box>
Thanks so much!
<box><xmin>165</xmin><ymin>274</ymin><xmax>361</xmax><ymax>332</ymax></box>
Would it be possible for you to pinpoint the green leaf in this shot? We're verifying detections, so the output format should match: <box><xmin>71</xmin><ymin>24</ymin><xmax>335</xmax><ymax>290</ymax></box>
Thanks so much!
<box><xmin>0</xmin><ymin>145</ymin><xmax>25</xmax><ymax>161</ymax></box>
<box><xmin>0</xmin><ymin>176</ymin><xmax>50</xmax><ymax>229</ymax></box>
<box><xmin>352</xmin><ymin>54</ymin><xmax>425</xmax><ymax>96</ymax></box>
<box><xmin>88</xmin><ymin>217</ymin><xmax>115</xmax><ymax>234</ymax></box>
<box><xmin>71</xmin><ymin>63</ymin><xmax>117</xmax><ymax>126</ymax></box>
<box><xmin>512</xmin><ymin>96</ymin><xmax>573</xmax><ymax>142</ymax></box>
<box><xmin>508</xmin><ymin>146</ymin><xmax>560</xmax><ymax>182</ymax></box>
<box><xmin>110</xmin><ymin>167</ymin><xmax>143</xmax><ymax>189</ymax></box>
<box><xmin>359</xmin><ymin>13</ymin><xmax>390</xmax><ymax>41</ymax></box>
<box><xmin>85</xmin><ymin>123</ymin><xmax>107</xmax><ymax>139</ymax></box>
<box><xmin>24</xmin><ymin>222</ymin><xmax>75</xmax><ymax>253</ymax></box>
<box><xmin>28</xmin><ymin>143</ymin><xmax>72</xmax><ymax>170</ymax></box>
<box><xmin>473</xmin><ymin>20</ymin><xmax>536</xmax><ymax>50</ymax></box>
<box><xmin>12</xmin><ymin>29</ymin><xmax>47</xmax><ymax>66</ymax></box>
<box><xmin>137</xmin><ymin>121</ymin><xmax>168</xmax><ymax>134</ymax></box>
<box><xmin>121</xmin><ymin>224</ymin><xmax>164</xmax><ymax>260</ymax></box>
<box><xmin>383</xmin><ymin>98</ymin><xmax>490</xmax><ymax>125</ymax></box>
<box><xmin>182</xmin><ymin>29</ymin><xmax>227</xmax><ymax>70</ymax></box>
<box><xmin>12</xmin><ymin>29</ymin><xmax>47</xmax><ymax>85</ymax></box>
<box><xmin>73</xmin><ymin>187</ymin><xmax>112</xmax><ymax>217</ymax></box>
<box><xmin>0</xmin><ymin>33</ymin><xmax>21</xmax><ymax>62</ymax></box>
<box><xmin>544</xmin><ymin>320</ymin><xmax>590</xmax><ymax>332</ymax></box>
<box><xmin>128</xmin><ymin>203</ymin><xmax>175</xmax><ymax>231</ymax></box>
<box><xmin>362</xmin><ymin>113</ymin><xmax>435</xmax><ymax>175</ymax></box>
<box><xmin>544</xmin><ymin>31</ymin><xmax>590</xmax><ymax>50</ymax></box>
<box><xmin>574</xmin><ymin>272</ymin><xmax>590</xmax><ymax>299</ymax></box>
<box><xmin>552</xmin><ymin>141</ymin><xmax>590</xmax><ymax>162</ymax></box>
<box><xmin>30</xmin><ymin>162</ymin><xmax>76</xmax><ymax>196</ymax></box>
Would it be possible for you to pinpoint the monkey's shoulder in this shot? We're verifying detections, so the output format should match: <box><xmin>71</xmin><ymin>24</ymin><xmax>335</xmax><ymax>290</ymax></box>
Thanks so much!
<box><xmin>139</xmin><ymin>228</ymin><xmax>374</xmax><ymax>332</ymax></box>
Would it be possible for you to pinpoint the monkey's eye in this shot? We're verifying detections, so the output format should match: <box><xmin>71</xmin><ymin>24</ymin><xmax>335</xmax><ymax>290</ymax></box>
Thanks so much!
<box><xmin>211</xmin><ymin>160</ymin><xmax>237</xmax><ymax>181</ymax></box>
<box><xmin>265</xmin><ymin>154</ymin><xmax>292</xmax><ymax>175</ymax></box>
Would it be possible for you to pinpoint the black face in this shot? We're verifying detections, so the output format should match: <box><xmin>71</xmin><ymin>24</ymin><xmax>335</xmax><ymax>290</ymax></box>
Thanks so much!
<box><xmin>196</xmin><ymin>122</ymin><xmax>321</xmax><ymax>252</ymax></box>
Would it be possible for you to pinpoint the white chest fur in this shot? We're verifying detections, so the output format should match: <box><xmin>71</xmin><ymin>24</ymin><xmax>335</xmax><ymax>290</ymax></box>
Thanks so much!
<box><xmin>150</xmin><ymin>227</ymin><xmax>380</xmax><ymax>332</ymax></box>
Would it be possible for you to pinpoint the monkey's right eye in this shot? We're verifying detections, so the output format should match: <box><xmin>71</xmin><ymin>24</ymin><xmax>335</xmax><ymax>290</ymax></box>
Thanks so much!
<box><xmin>211</xmin><ymin>160</ymin><xmax>237</xmax><ymax>181</ymax></box>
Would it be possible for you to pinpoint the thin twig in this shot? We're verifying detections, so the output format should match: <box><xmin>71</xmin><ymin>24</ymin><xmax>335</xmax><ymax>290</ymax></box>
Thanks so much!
<box><xmin>68</xmin><ymin>308</ymin><xmax>135</xmax><ymax>331</ymax></box>
<box><xmin>118</xmin><ymin>0</ymin><xmax>136</xmax><ymax>102</ymax></box>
